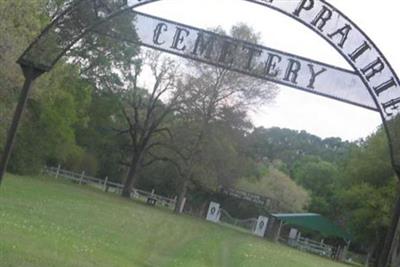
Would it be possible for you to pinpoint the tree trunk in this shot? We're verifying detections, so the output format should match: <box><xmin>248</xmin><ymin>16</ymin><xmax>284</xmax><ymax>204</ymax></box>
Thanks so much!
<box><xmin>365</xmin><ymin>244</ymin><xmax>375</xmax><ymax>267</ymax></box>
<box><xmin>122</xmin><ymin>155</ymin><xmax>141</xmax><ymax>198</ymax></box>
<box><xmin>365</xmin><ymin>253</ymin><xmax>370</xmax><ymax>267</ymax></box>
<box><xmin>174</xmin><ymin>180</ymin><xmax>189</xmax><ymax>213</ymax></box>
<box><xmin>387</xmin><ymin>219</ymin><xmax>400</xmax><ymax>267</ymax></box>
<box><xmin>199</xmin><ymin>201</ymin><xmax>208</xmax><ymax>217</ymax></box>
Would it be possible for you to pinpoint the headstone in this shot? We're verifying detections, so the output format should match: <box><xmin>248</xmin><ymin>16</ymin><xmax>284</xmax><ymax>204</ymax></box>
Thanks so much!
<box><xmin>289</xmin><ymin>228</ymin><xmax>298</xmax><ymax>240</ymax></box>
<box><xmin>288</xmin><ymin>228</ymin><xmax>298</xmax><ymax>246</ymax></box>
<box><xmin>206</xmin><ymin>202</ymin><xmax>220</xmax><ymax>223</ymax></box>
<box><xmin>254</xmin><ymin>216</ymin><xmax>269</xmax><ymax>237</ymax></box>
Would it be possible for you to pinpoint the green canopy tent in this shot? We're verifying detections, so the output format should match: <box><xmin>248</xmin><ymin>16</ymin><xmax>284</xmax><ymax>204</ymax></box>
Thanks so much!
<box><xmin>271</xmin><ymin>213</ymin><xmax>352</xmax><ymax>241</ymax></box>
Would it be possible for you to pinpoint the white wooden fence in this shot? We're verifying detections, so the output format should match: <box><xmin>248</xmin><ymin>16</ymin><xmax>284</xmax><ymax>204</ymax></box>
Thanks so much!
<box><xmin>286</xmin><ymin>236</ymin><xmax>333</xmax><ymax>257</ymax></box>
<box><xmin>43</xmin><ymin>165</ymin><xmax>177</xmax><ymax>210</ymax></box>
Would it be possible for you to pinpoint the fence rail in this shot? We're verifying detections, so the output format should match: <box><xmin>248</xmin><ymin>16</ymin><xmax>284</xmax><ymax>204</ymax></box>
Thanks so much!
<box><xmin>43</xmin><ymin>166</ymin><xmax>177</xmax><ymax>210</ymax></box>
<box><xmin>286</xmin><ymin>236</ymin><xmax>333</xmax><ymax>257</ymax></box>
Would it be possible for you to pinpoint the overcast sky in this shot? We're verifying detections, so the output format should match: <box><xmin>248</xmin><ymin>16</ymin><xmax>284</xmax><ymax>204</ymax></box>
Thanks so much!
<box><xmin>136</xmin><ymin>0</ymin><xmax>400</xmax><ymax>141</ymax></box>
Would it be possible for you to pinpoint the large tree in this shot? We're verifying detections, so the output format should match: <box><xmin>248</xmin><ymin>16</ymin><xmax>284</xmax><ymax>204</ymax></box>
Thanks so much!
<box><xmin>170</xmin><ymin>23</ymin><xmax>278</xmax><ymax>212</ymax></box>
<box><xmin>112</xmin><ymin>51</ymin><xmax>184</xmax><ymax>198</ymax></box>
<box><xmin>338</xmin><ymin>128</ymin><xmax>398</xmax><ymax>262</ymax></box>
<box><xmin>236</xmin><ymin>165</ymin><xmax>310</xmax><ymax>212</ymax></box>
<box><xmin>292</xmin><ymin>156</ymin><xmax>340</xmax><ymax>217</ymax></box>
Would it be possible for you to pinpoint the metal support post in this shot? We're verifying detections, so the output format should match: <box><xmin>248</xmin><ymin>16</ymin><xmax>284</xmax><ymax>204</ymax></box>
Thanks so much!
<box><xmin>0</xmin><ymin>66</ymin><xmax>43</xmax><ymax>185</ymax></box>
<box><xmin>378</xmin><ymin>194</ymin><xmax>400</xmax><ymax>267</ymax></box>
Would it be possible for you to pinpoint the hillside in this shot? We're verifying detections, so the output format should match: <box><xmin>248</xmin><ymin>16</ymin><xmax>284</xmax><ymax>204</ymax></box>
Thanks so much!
<box><xmin>247</xmin><ymin>127</ymin><xmax>353</xmax><ymax>169</ymax></box>
<box><xmin>236</xmin><ymin>166</ymin><xmax>310</xmax><ymax>212</ymax></box>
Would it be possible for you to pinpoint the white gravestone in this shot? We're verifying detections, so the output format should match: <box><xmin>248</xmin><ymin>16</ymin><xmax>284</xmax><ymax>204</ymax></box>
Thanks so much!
<box><xmin>206</xmin><ymin>202</ymin><xmax>220</xmax><ymax>223</ymax></box>
<box><xmin>254</xmin><ymin>216</ymin><xmax>269</xmax><ymax>237</ymax></box>
<box><xmin>289</xmin><ymin>228</ymin><xmax>298</xmax><ymax>240</ymax></box>
<box><xmin>288</xmin><ymin>228</ymin><xmax>299</xmax><ymax>246</ymax></box>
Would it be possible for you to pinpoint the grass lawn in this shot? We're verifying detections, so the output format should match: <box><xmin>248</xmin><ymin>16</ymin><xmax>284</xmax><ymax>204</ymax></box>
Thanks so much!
<box><xmin>0</xmin><ymin>174</ymin><xmax>348</xmax><ymax>267</ymax></box>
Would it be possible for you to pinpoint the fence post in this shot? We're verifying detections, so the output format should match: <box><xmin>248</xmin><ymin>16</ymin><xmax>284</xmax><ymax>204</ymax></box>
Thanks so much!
<box><xmin>275</xmin><ymin>220</ymin><xmax>283</xmax><ymax>242</ymax></box>
<box><xmin>179</xmin><ymin>197</ymin><xmax>186</xmax><ymax>214</ymax></box>
<box><xmin>79</xmin><ymin>171</ymin><xmax>85</xmax><ymax>185</ymax></box>
<box><xmin>173</xmin><ymin>196</ymin><xmax>178</xmax><ymax>210</ymax></box>
<box><xmin>103</xmin><ymin>176</ymin><xmax>108</xmax><ymax>192</ymax></box>
<box><xmin>55</xmin><ymin>164</ymin><xmax>61</xmax><ymax>179</ymax></box>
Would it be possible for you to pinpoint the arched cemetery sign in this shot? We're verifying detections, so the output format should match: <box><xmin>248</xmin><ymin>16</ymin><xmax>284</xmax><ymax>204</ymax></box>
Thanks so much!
<box><xmin>1</xmin><ymin>0</ymin><xmax>400</xmax><ymax>265</ymax></box>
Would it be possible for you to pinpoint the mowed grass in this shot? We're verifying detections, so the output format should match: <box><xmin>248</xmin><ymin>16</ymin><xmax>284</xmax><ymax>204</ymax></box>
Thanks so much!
<box><xmin>0</xmin><ymin>175</ymin><xmax>348</xmax><ymax>267</ymax></box>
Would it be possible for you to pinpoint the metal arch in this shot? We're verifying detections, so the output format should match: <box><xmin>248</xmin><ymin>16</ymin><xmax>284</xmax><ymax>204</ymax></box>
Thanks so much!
<box><xmin>16</xmin><ymin>0</ymin><xmax>379</xmax><ymax>111</ymax></box>
<box><xmin>18</xmin><ymin>0</ymin><xmax>400</xmax><ymax>172</ymax></box>
<box><xmin>18</xmin><ymin>0</ymin><xmax>144</xmax><ymax>70</ymax></box>
<box><xmin>244</xmin><ymin>0</ymin><xmax>400</xmax><ymax>170</ymax></box>
<box><xmin>94</xmin><ymin>10</ymin><xmax>378</xmax><ymax>111</ymax></box>
<box><xmin>17</xmin><ymin>0</ymin><xmax>87</xmax><ymax>71</ymax></box>
<box><xmin>3</xmin><ymin>0</ymin><xmax>400</xmax><ymax>265</ymax></box>
<box><xmin>132</xmin><ymin>0</ymin><xmax>400</xmax><ymax>168</ymax></box>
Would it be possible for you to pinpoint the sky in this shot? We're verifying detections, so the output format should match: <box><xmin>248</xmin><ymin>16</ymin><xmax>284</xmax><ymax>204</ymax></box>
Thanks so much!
<box><xmin>136</xmin><ymin>0</ymin><xmax>400</xmax><ymax>141</ymax></box>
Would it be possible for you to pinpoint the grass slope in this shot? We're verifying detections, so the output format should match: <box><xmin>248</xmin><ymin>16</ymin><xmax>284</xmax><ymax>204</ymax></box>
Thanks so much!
<box><xmin>0</xmin><ymin>175</ymin><xmax>347</xmax><ymax>267</ymax></box>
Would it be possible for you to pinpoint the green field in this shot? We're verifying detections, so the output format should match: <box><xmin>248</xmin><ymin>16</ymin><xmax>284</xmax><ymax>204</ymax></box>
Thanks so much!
<box><xmin>0</xmin><ymin>175</ymin><xmax>348</xmax><ymax>267</ymax></box>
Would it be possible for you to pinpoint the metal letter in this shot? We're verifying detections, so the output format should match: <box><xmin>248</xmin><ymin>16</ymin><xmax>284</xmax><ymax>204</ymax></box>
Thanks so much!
<box><xmin>192</xmin><ymin>31</ymin><xmax>216</xmax><ymax>59</ymax></box>
<box><xmin>382</xmin><ymin>97</ymin><xmax>400</xmax><ymax>117</ymax></box>
<box><xmin>153</xmin><ymin>23</ymin><xmax>168</xmax><ymax>45</ymax></box>
<box><xmin>374</xmin><ymin>78</ymin><xmax>397</xmax><ymax>96</ymax></box>
<box><xmin>218</xmin><ymin>39</ymin><xmax>238</xmax><ymax>65</ymax></box>
<box><xmin>293</xmin><ymin>0</ymin><xmax>314</xmax><ymax>17</ymax></box>
<box><xmin>171</xmin><ymin>27</ymin><xmax>190</xmax><ymax>51</ymax></box>
<box><xmin>311</xmin><ymin>6</ymin><xmax>333</xmax><ymax>32</ymax></box>
<box><xmin>242</xmin><ymin>44</ymin><xmax>262</xmax><ymax>70</ymax></box>
<box><xmin>328</xmin><ymin>24</ymin><xmax>352</xmax><ymax>49</ymax></box>
<box><xmin>307</xmin><ymin>64</ymin><xmax>327</xmax><ymax>89</ymax></box>
<box><xmin>361</xmin><ymin>57</ymin><xmax>385</xmax><ymax>81</ymax></box>
<box><xmin>284</xmin><ymin>59</ymin><xmax>301</xmax><ymax>84</ymax></box>
<box><xmin>348</xmin><ymin>41</ymin><xmax>371</xmax><ymax>62</ymax></box>
<box><xmin>264</xmin><ymin>53</ymin><xmax>282</xmax><ymax>78</ymax></box>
